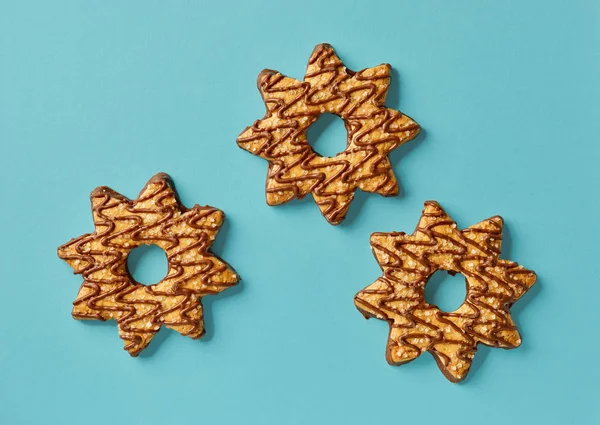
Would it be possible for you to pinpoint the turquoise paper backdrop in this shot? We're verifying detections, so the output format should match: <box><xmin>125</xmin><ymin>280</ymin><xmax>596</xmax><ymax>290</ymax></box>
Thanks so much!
<box><xmin>1</xmin><ymin>1</ymin><xmax>598</xmax><ymax>424</ymax></box>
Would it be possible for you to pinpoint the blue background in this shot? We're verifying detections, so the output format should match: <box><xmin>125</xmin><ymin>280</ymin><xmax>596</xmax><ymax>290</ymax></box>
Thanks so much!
<box><xmin>1</xmin><ymin>1</ymin><xmax>598</xmax><ymax>424</ymax></box>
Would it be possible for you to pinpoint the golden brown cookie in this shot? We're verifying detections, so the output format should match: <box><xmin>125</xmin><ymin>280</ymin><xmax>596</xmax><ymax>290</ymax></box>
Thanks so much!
<box><xmin>237</xmin><ymin>43</ymin><xmax>420</xmax><ymax>225</ymax></box>
<box><xmin>354</xmin><ymin>201</ymin><xmax>536</xmax><ymax>382</ymax></box>
<box><xmin>57</xmin><ymin>173</ymin><xmax>239</xmax><ymax>356</ymax></box>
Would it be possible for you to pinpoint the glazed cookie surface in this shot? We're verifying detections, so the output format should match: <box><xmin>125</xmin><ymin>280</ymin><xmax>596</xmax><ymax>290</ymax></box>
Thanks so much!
<box><xmin>237</xmin><ymin>43</ymin><xmax>420</xmax><ymax>225</ymax></box>
<box><xmin>354</xmin><ymin>201</ymin><xmax>537</xmax><ymax>382</ymax></box>
<box><xmin>58</xmin><ymin>173</ymin><xmax>239</xmax><ymax>356</ymax></box>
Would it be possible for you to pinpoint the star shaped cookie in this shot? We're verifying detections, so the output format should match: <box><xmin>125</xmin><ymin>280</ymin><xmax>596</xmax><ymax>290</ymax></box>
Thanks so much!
<box><xmin>237</xmin><ymin>43</ymin><xmax>420</xmax><ymax>225</ymax></box>
<box><xmin>58</xmin><ymin>173</ymin><xmax>239</xmax><ymax>356</ymax></box>
<box><xmin>354</xmin><ymin>201</ymin><xmax>537</xmax><ymax>382</ymax></box>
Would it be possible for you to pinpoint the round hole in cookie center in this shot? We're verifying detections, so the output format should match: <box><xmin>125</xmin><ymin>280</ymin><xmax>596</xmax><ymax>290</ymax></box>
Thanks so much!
<box><xmin>127</xmin><ymin>244</ymin><xmax>168</xmax><ymax>285</ymax></box>
<box><xmin>424</xmin><ymin>271</ymin><xmax>467</xmax><ymax>313</ymax></box>
<box><xmin>306</xmin><ymin>113</ymin><xmax>348</xmax><ymax>158</ymax></box>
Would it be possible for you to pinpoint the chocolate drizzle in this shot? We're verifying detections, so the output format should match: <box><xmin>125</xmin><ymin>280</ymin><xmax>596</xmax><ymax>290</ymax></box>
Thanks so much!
<box><xmin>237</xmin><ymin>43</ymin><xmax>420</xmax><ymax>224</ymax></box>
<box><xmin>57</xmin><ymin>173</ymin><xmax>239</xmax><ymax>356</ymax></box>
<box><xmin>354</xmin><ymin>201</ymin><xmax>537</xmax><ymax>382</ymax></box>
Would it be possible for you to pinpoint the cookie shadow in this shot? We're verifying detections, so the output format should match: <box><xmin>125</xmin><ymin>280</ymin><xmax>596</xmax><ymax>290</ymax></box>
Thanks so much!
<box><xmin>199</xmin><ymin>280</ymin><xmax>244</xmax><ymax>343</ymax></box>
<box><xmin>200</xmin><ymin>216</ymin><xmax>244</xmax><ymax>343</ymax></box>
<box><xmin>498</xmin><ymin>222</ymin><xmax>542</xmax><ymax>333</ymax></box>
<box><xmin>270</xmin><ymin>192</ymin><xmax>326</xmax><ymax>223</ymax></box>
<box><xmin>78</xmin><ymin>318</ymin><xmax>171</xmax><ymax>359</ymax></box>
<box><xmin>460</xmin><ymin>223</ymin><xmax>542</xmax><ymax>383</ymax></box>
<box><xmin>341</xmin><ymin>128</ymin><xmax>427</xmax><ymax>227</ymax></box>
<box><xmin>385</xmin><ymin>66</ymin><xmax>426</xmax><ymax>198</ymax></box>
<box><xmin>341</xmin><ymin>67</ymin><xmax>425</xmax><ymax>226</ymax></box>
<box><xmin>138</xmin><ymin>327</ymin><xmax>174</xmax><ymax>358</ymax></box>
<box><xmin>138</xmin><ymin>277</ymin><xmax>244</xmax><ymax>357</ymax></box>
<box><xmin>502</xmin><ymin>222</ymin><xmax>542</xmax><ymax>345</ymax></box>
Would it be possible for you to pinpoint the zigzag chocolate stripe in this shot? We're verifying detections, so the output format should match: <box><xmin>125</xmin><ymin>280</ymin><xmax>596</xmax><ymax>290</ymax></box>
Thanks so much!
<box><xmin>354</xmin><ymin>201</ymin><xmax>536</xmax><ymax>382</ymax></box>
<box><xmin>237</xmin><ymin>43</ymin><xmax>420</xmax><ymax>224</ymax></box>
<box><xmin>58</xmin><ymin>173</ymin><xmax>239</xmax><ymax>356</ymax></box>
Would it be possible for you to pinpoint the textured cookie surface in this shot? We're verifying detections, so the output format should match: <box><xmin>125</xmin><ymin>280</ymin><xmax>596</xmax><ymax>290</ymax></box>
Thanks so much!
<box><xmin>57</xmin><ymin>173</ymin><xmax>239</xmax><ymax>356</ymax></box>
<box><xmin>237</xmin><ymin>43</ymin><xmax>420</xmax><ymax>225</ymax></box>
<box><xmin>354</xmin><ymin>201</ymin><xmax>536</xmax><ymax>382</ymax></box>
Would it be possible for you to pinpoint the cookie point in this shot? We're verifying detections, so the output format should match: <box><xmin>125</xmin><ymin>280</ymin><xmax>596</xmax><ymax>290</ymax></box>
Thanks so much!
<box><xmin>488</xmin><ymin>215</ymin><xmax>504</xmax><ymax>226</ymax></box>
<box><xmin>411</xmin><ymin>121</ymin><xmax>422</xmax><ymax>134</ymax></box>
<box><xmin>257</xmin><ymin>69</ymin><xmax>277</xmax><ymax>87</ymax></box>
<box><xmin>423</xmin><ymin>200</ymin><xmax>444</xmax><ymax>213</ymax></box>
<box><xmin>309</xmin><ymin>43</ymin><xmax>335</xmax><ymax>63</ymax></box>
<box><xmin>525</xmin><ymin>270</ymin><xmax>538</xmax><ymax>287</ymax></box>
<box><xmin>89</xmin><ymin>185</ymin><xmax>122</xmax><ymax>200</ymax></box>
<box><xmin>56</xmin><ymin>242</ymin><xmax>71</xmax><ymax>259</ymax></box>
<box><xmin>369</xmin><ymin>232</ymin><xmax>383</xmax><ymax>245</ymax></box>
<box><xmin>149</xmin><ymin>172</ymin><xmax>171</xmax><ymax>182</ymax></box>
<box><xmin>89</xmin><ymin>185</ymin><xmax>109</xmax><ymax>196</ymax></box>
<box><xmin>444</xmin><ymin>372</ymin><xmax>464</xmax><ymax>384</ymax></box>
<box><xmin>401</xmin><ymin>115</ymin><xmax>421</xmax><ymax>136</ymax></box>
<box><xmin>406</xmin><ymin>113</ymin><xmax>420</xmax><ymax>127</ymax></box>
<box><xmin>354</xmin><ymin>295</ymin><xmax>377</xmax><ymax>320</ymax></box>
<box><xmin>313</xmin><ymin>42</ymin><xmax>334</xmax><ymax>53</ymax></box>
<box><xmin>137</xmin><ymin>172</ymin><xmax>177</xmax><ymax>199</ymax></box>
<box><xmin>387</xmin><ymin>185</ymin><xmax>400</xmax><ymax>197</ymax></box>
